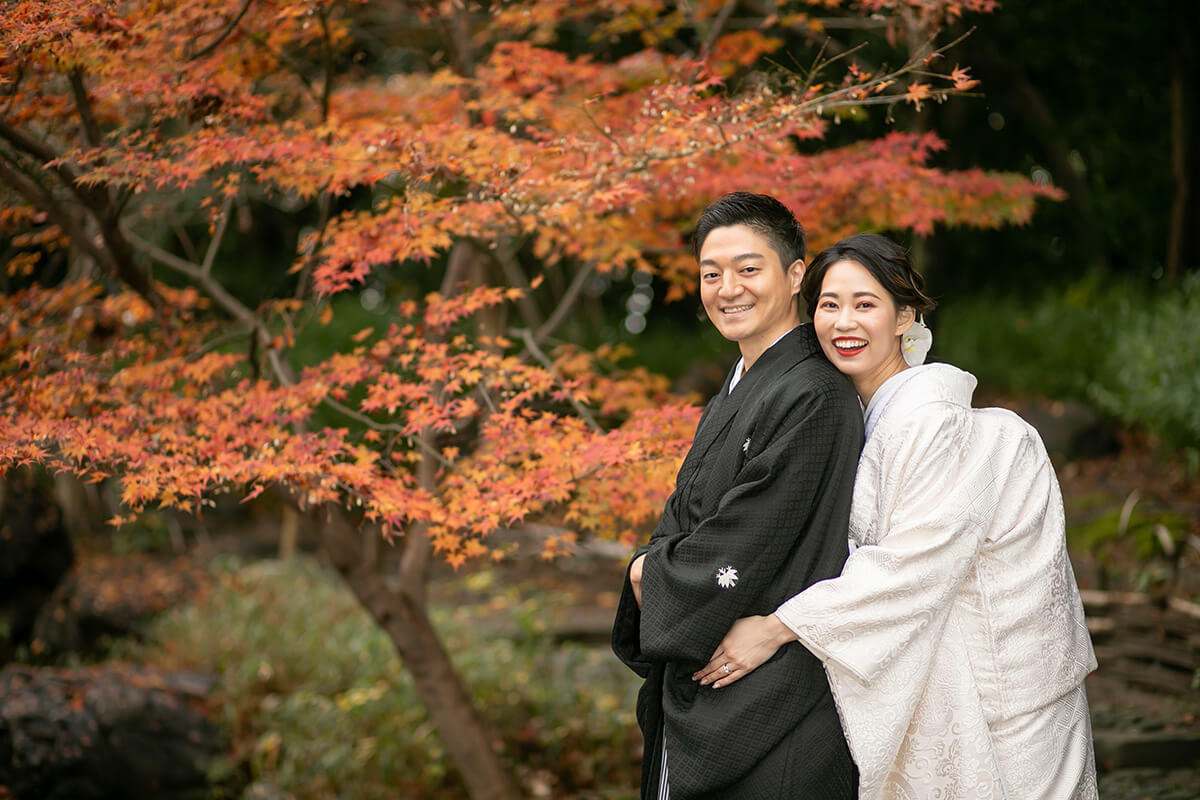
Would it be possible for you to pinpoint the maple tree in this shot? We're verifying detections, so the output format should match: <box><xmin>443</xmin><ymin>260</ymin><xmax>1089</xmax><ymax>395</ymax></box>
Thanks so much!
<box><xmin>1</xmin><ymin>1</ymin><xmax>1058</xmax><ymax>795</ymax></box>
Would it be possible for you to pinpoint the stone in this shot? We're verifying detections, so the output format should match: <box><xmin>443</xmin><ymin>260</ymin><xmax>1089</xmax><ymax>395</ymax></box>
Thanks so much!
<box><xmin>0</xmin><ymin>664</ymin><xmax>228</xmax><ymax>800</ymax></box>
<box><xmin>31</xmin><ymin>555</ymin><xmax>208</xmax><ymax>658</ymax></box>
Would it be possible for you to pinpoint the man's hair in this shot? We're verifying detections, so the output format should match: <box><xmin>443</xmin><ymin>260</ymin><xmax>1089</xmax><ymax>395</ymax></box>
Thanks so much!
<box><xmin>692</xmin><ymin>192</ymin><xmax>807</xmax><ymax>268</ymax></box>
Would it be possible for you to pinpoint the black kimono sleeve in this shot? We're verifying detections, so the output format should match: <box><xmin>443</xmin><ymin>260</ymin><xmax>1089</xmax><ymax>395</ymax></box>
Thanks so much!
<box><xmin>611</xmin><ymin>397</ymin><xmax>717</xmax><ymax>676</ymax></box>
<box><xmin>638</xmin><ymin>376</ymin><xmax>858</xmax><ymax>665</ymax></box>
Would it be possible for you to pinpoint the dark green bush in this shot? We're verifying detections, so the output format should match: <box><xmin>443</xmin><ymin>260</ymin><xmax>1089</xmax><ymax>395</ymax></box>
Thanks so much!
<box><xmin>935</xmin><ymin>273</ymin><xmax>1200</xmax><ymax>451</ymax></box>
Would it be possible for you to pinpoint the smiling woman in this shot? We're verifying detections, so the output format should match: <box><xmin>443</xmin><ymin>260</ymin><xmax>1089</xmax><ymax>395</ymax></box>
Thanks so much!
<box><xmin>804</xmin><ymin>234</ymin><xmax>937</xmax><ymax>406</ymax></box>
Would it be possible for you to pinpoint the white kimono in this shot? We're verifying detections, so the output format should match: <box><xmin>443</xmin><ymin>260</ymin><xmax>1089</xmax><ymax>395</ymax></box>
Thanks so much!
<box><xmin>775</xmin><ymin>364</ymin><xmax>1098</xmax><ymax>800</ymax></box>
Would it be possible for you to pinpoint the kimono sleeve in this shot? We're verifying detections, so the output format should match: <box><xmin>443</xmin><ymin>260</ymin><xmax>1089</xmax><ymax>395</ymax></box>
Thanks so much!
<box><xmin>611</xmin><ymin>488</ymin><xmax>686</xmax><ymax>676</ymax></box>
<box><xmin>637</xmin><ymin>379</ymin><xmax>859</xmax><ymax>665</ymax></box>
<box><xmin>774</xmin><ymin>401</ymin><xmax>987</xmax><ymax>685</ymax></box>
<box><xmin>611</xmin><ymin>399</ymin><xmax>710</xmax><ymax>675</ymax></box>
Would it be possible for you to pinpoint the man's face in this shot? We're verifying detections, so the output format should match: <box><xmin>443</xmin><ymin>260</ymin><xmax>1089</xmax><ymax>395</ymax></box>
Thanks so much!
<box><xmin>699</xmin><ymin>224</ymin><xmax>804</xmax><ymax>358</ymax></box>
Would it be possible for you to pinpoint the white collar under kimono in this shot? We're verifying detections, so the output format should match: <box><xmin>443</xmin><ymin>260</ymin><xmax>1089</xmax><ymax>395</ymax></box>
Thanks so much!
<box><xmin>728</xmin><ymin>328</ymin><xmax>797</xmax><ymax>394</ymax></box>
<box><xmin>861</xmin><ymin>364</ymin><xmax>938</xmax><ymax>440</ymax></box>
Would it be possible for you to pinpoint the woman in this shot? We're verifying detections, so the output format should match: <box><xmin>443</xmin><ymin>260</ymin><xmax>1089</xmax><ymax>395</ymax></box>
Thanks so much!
<box><xmin>694</xmin><ymin>234</ymin><xmax>1098</xmax><ymax>800</ymax></box>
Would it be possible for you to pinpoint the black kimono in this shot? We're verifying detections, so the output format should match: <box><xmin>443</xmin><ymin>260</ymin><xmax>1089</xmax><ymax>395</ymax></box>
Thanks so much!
<box><xmin>612</xmin><ymin>324</ymin><xmax>863</xmax><ymax>799</ymax></box>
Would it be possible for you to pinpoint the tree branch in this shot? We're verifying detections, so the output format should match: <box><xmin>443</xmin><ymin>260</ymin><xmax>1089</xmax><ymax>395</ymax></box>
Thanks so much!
<box><xmin>321</xmin><ymin>396</ymin><xmax>458</xmax><ymax>472</ymax></box>
<box><xmin>317</xmin><ymin>7</ymin><xmax>335</xmax><ymax>123</ymax></box>
<box><xmin>514</xmin><ymin>327</ymin><xmax>601</xmax><ymax>432</ymax></box>
<box><xmin>189</xmin><ymin>0</ymin><xmax>254</xmax><ymax>61</ymax></box>
<box><xmin>123</xmin><ymin>226</ymin><xmax>261</xmax><ymax>332</ymax></box>
<box><xmin>0</xmin><ymin>155</ymin><xmax>116</xmax><ymax>274</ymax></box>
<box><xmin>294</xmin><ymin>191</ymin><xmax>332</xmax><ymax>301</ymax></box>
<box><xmin>201</xmin><ymin>195</ymin><xmax>234</xmax><ymax>275</ymax></box>
<box><xmin>67</xmin><ymin>69</ymin><xmax>102</xmax><ymax>149</ymax></box>
<box><xmin>399</xmin><ymin>433</ymin><xmax>437</xmax><ymax>598</ymax></box>
<box><xmin>699</xmin><ymin>0</ymin><xmax>738</xmax><ymax>59</ymax></box>
<box><xmin>535</xmin><ymin>260</ymin><xmax>594</xmax><ymax>343</ymax></box>
<box><xmin>485</xmin><ymin>241</ymin><xmax>544</xmax><ymax>330</ymax></box>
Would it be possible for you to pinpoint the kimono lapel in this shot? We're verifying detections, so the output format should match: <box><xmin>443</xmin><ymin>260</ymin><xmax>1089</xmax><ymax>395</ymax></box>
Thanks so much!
<box><xmin>690</xmin><ymin>325</ymin><xmax>815</xmax><ymax>461</ymax></box>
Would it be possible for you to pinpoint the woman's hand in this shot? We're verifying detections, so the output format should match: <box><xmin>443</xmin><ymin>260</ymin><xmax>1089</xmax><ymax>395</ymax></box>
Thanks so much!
<box><xmin>694</xmin><ymin>614</ymin><xmax>796</xmax><ymax>688</ymax></box>
<box><xmin>629</xmin><ymin>554</ymin><xmax>646</xmax><ymax>608</ymax></box>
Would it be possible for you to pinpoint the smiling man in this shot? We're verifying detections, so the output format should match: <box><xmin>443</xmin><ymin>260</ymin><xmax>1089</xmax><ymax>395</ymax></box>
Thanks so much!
<box><xmin>612</xmin><ymin>193</ymin><xmax>865</xmax><ymax>799</ymax></box>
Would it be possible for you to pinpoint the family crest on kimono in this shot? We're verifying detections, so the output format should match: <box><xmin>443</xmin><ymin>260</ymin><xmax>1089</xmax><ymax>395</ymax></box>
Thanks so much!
<box><xmin>696</xmin><ymin>233</ymin><xmax>1099</xmax><ymax>800</ymax></box>
<box><xmin>611</xmin><ymin>193</ymin><xmax>863</xmax><ymax>799</ymax></box>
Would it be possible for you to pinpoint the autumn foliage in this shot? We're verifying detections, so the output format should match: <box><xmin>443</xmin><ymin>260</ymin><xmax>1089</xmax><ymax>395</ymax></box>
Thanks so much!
<box><xmin>0</xmin><ymin>1</ymin><xmax>1056</xmax><ymax>557</ymax></box>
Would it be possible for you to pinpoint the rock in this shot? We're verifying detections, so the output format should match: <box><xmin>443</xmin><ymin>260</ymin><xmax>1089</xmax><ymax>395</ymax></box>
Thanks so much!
<box><xmin>1002</xmin><ymin>398</ymin><xmax>1120</xmax><ymax>461</ymax></box>
<box><xmin>0</xmin><ymin>664</ymin><xmax>227</xmax><ymax>800</ymax></box>
<box><xmin>0</xmin><ymin>473</ymin><xmax>74</xmax><ymax>662</ymax></box>
<box><xmin>1093</xmin><ymin>730</ymin><xmax>1200</xmax><ymax>771</ymax></box>
<box><xmin>31</xmin><ymin>555</ymin><xmax>208</xmax><ymax>657</ymax></box>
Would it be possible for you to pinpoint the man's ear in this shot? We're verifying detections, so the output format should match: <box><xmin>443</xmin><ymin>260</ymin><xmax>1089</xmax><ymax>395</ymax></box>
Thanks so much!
<box><xmin>895</xmin><ymin>305</ymin><xmax>916</xmax><ymax>336</ymax></box>
<box><xmin>788</xmin><ymin>259</ymin><xmax>805</xmax><ymax>294</ymax></box>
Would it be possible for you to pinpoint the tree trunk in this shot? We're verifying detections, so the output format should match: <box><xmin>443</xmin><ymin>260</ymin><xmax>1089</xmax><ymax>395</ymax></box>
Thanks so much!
<box><xmin>311</xmin><ymin>506</ymin><xmax>524</xmax><ymax>800</ymax></box>
<box><xmin>1166</xmin><ymin>0</ymin><xmax>1197</xmax><ymax>286</ymax></box>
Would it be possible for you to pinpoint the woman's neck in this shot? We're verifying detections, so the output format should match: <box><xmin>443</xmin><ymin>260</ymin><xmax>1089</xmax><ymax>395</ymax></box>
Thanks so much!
<box><xmin>853</xmin><ymin>354</ymin><xmax>909</xmax><ymax>407</ymax></box>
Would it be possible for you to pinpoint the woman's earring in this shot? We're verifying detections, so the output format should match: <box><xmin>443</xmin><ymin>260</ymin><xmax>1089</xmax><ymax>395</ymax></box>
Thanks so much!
<box><xmin>901</xmin><ymin>314</ymin><xmax>933</xmax><ymax>366</ymax></box>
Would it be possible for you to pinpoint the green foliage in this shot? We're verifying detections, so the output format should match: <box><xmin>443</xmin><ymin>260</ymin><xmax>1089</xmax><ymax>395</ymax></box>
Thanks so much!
<box><xmin>116</xmin><ymin>557</ymin><xmax>642</xmax><ymax>800</ymax></box>
<box><xmin>1086</xmin><ymin>273</ymin><xmax>1200</xmax><ymax>449</ymax></box>
<box><xmin>110</xmin><ymin>511</ymin><xmax>175</xmax><ymax>555</ymax></box>
<box><xmin>936</xmin><ymin>274</ymin><xmax>1200</xmax><ymax>450</ymax></box>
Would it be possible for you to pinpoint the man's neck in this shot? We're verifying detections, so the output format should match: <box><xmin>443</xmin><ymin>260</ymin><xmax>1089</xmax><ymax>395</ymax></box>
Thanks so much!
<box><xmin>738</xmin><ymin>324</ymin><xmax>798</xmax><ymax>372</ymax></box>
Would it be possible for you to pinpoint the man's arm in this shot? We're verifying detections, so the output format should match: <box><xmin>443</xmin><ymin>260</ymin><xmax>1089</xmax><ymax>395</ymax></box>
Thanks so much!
<box><xmin>611</xmin><ymin>485</ymin><xmax>688</xmax><ymax>675</ymax></box>
<box><xmin>638</xmin><ymin>376</ymin><xmax>860</xmax><ymax>666</ymax></box>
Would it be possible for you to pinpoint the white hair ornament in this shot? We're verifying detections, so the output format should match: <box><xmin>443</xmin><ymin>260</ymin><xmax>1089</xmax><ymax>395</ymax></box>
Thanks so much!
<box><xmin>901</xmin><ymin>315</ymin><xmax>933</xmax><ymax>366</ymax></box>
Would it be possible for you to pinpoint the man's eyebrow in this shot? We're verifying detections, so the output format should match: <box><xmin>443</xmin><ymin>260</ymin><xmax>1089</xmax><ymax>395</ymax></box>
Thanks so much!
<box><xmin>698</xmin><ymin>252</ymin><xmax>767</xmax><ymax>267</ymax></box>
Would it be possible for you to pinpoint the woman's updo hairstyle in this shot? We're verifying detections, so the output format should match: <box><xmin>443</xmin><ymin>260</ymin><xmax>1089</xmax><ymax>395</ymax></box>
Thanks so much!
<box><xmin>800</xmin><ymin>233</ymin><xmax>936</xmax><ymax>319</ymax></box>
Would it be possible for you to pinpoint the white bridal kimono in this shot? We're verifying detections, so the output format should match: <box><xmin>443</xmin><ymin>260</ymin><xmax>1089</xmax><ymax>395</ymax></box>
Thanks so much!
<box><xmin>775</xmin><ymin>364</ymin><xmax>1098</xmax><ymax>800</ymax></box>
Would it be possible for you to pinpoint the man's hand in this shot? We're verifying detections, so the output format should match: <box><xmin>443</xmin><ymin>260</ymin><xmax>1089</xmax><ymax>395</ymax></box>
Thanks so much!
<box><xmin>629</xmin><ymin>553</ymin><xmax>646</xmax><ymax>608</ymax></box>
<box><xmin>693</xmin><ymin>614</ymin><xmax>796</xmax><ymax>688</ymax></box>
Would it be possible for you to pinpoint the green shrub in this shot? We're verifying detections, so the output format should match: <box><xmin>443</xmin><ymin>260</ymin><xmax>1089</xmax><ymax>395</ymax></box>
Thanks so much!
<box><xmin>936</xmin><ymin>273</ymin><xmax>1200</xmax><ymax>451</ymax></box>
<box><xmin>115</xmin><ymin>557</ymin><xmax>642</xmax><ymax>800</ymax></box>
<box><xmin>1086</xmin><ymin>272</ymin><xmax>1200</xmax><ymax>448</ymax></box>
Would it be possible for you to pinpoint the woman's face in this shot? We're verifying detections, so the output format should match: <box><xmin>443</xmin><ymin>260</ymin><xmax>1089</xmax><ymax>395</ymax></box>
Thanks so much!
<box><xmin>813</xmin><ymin>259</ymin><xmax>914</xmax><ymax>402</ymax></box>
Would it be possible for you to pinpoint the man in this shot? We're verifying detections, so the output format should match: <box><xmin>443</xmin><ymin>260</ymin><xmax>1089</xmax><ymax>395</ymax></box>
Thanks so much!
<box><xmin>612</xmin><ymin>193</ymin><xmax>863</xmax><ymax>799</ymax></box>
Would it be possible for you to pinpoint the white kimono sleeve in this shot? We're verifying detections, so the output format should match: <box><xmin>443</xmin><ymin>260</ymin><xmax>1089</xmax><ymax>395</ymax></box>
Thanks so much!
<box><xmin>774</xmin><ymin>402</ymin><xmax>1004</xmax><ymax>800</ymax></box>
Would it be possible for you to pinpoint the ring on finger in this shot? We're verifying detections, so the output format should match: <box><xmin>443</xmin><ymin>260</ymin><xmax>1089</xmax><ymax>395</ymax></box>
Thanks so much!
<box><xmin>722</xmin><ymin>663</ymin><xmax>731</xmax><ymax>675</ymax></box>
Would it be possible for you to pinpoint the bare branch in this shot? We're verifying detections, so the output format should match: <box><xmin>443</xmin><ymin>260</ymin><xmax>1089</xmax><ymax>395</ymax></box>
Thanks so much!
<box><xmin>170</xmin><ymin>217</ymin><xmax>200</xmax><ymax>263</ymax></box>
<box><xmin>123</xmin><ymin>226</ymin><xmax>260</xmax><ymax>331</ymax></box>
<box><xmin>322</xmin><ymin>396</ymin><xmax>458</xmax><ymax>471</ymax></box>
<box><xmin>514</xmin><ymin>327</ymin><xmax>601</xmax><ymax>432</ymax></box>
<box><xmin>317</xmin><ymin>7</ymin><xmax>335</xmax><ymax>123</ymax></box>
<box><xmin>67</xmin><ymin>69</ymin><xmax>102</xmax><ymax>149</ymax></box>
<box><xmin>535</xmin><ymin>261</ymin><xmax>594</xmax><ymax>343</ymax></box>
<box><xmin>699</xmin><ymin>0</ymin><xmax>738</xmax><ymax>58</ymax></box>
<box><xmin>201</xmin><ymin>194</ymin><xmax>235</xmax><ymax>275</ymax></box>
<box><xmin>189</xmin><ymin>0</ymin><xmax>254</xmax><ymax>61</ymax></box>
<box><xmin>485</xmin><ymin>241</ymin><xmax>544</xmax><ymax>330</ymax></box>
<box><xmin>294</xmin><ymin>191</ymin><xmax>332</xmax><ymax>301</ymax></box>
<box><xmin>0</xmin><ymin>155</ymin><xmax>115</xmax><ymax>273</ymax></box>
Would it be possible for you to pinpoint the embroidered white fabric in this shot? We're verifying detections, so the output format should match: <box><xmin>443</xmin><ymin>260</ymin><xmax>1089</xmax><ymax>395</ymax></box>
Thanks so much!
<box><xmin>775</xmin><ymin>364</ymin><xmax>1098</xmax><ymax>800</ymax></box>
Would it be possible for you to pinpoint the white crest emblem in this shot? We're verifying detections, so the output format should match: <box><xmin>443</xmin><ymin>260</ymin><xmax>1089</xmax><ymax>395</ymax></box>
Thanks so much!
<box><xmin>716</xmin><ymin>566</ymin><xmax>739</xmax><ymax>589</ymax></box>
<box><xmin>742</xmin><ymin>437</ymin><xmax>751</xmax><ymax>453</ymax></box>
